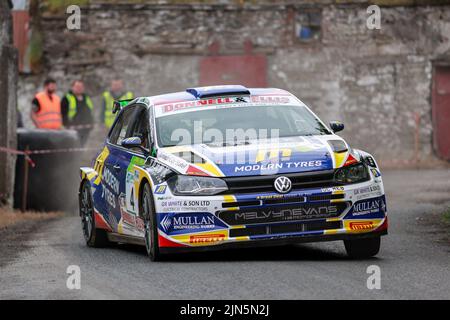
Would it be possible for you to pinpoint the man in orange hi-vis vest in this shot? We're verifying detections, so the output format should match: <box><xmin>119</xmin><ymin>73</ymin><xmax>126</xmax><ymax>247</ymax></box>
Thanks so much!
<box><xmin>31</xmin><ymin>78</ymin><xmax>63</xmax><ymax>130</ymax></box>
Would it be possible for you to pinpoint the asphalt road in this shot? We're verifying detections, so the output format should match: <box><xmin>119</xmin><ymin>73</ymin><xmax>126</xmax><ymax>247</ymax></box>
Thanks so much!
<box><xmin>1</xmin><ymin>169</ymin><xmax>450</xmax><ymax>299</ymax></box>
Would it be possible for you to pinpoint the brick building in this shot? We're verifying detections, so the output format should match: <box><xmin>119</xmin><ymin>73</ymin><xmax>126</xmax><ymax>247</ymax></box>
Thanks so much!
<box><xmin>14</xmin><ymin>0</ymin><xmax>450</xmax><ymax>166</ymax></box>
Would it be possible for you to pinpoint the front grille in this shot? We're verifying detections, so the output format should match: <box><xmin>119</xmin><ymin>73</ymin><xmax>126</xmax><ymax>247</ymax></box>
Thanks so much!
<box><xmin>221</xmin><ymin>194</ymin><xmax>345</xmax><ymax>209</ymax></box>
<box><xmin>309</xmin><ymin>193</ymin><xmax>345</xmax><ymax>201</ymax></box>
<box><xmin>223</xmin><ymin>170</ymin><xmax>336</xmax><ymax>194</ymax></box>
<box><xmin>229</xmin><ymin>220</ymin><xmax>342</xmax><ymax>238</ymax></box>
<box><xmin>264</xmin><ymin>195</ymin><xmax>306</xmax><ymax>205</ymax></box>
<box><xmin>222</xmin><ymin>200</ymin><xmax>261</xmax><ymax>208</ymax></box>
<box><xmin>217</xmin><ymin>202</ymin><xmax>349</xmax><ymax>225</ymax></box>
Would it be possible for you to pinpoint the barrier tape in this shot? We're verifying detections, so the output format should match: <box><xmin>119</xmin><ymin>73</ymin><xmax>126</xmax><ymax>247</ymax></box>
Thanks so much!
<box><xmin>66</xmin><ymin>123</ymin><xmax>105</xmax><ymax>130</ymax></box>
<box><xmin>0</xmin><ymin>146</ymin><xmax>98</xmax><ymax>168</ymax></box>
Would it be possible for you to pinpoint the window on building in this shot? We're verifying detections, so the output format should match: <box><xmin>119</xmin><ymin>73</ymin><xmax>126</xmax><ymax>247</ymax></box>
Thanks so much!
<box><xmin>295</xmin><ymin>11</ymin><xmax>322</xmax><ymax>42</ymax></box>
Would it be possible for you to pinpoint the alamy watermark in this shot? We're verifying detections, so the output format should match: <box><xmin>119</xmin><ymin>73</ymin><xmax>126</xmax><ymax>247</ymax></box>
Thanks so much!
<box><xmin>66</xmin><ymin>5</ymin><xmax>81</xmax><ymax>31</ymax></box>
<box><xmin>366</xmin><ymin>265</ymin><xmax>381</xmax><ymax>290</ymax></box>
<box><xmin>66</xmin><ymin>265</ymin><xmax>81</xmax><ymax>290</ymax></box>
<box><xmin>366</xmin><ymin>5</ymin><xmax>381</xmax><ymax>30</ymax></box>
<box><xmin>65</xmin><ymin>4</ymin><xmax>381</xmax><ymax>31</ymax></box>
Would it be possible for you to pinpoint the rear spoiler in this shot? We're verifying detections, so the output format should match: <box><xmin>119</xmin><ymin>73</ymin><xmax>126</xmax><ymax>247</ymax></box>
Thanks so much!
<box><xmin>112</xmin><ymin>99</ymin><xmax>134</xmax><ymax>114</ymax></box>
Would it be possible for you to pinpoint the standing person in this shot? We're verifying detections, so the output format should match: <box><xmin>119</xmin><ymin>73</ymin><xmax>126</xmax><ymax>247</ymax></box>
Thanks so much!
<box><xmin>102</xmin><ymin>79</ymin><xmax>134</xmax><ymax>129</ymax></box>
<box><xmin>31</xmin><ymin>78</ymin><xmax>62</xmax><ymax>130</ymax></box>
<box><xmin>61</xmin><ymin>80</ymin><xmax>94</xmax><ymax>145</ymax></box>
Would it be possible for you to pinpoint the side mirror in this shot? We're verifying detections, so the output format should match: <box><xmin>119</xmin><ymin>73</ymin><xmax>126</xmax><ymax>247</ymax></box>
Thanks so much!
<box><xmin>330</xmin><ymin>121</ymin><xmax>344</xmax><ymax>133</ymax></box>
<box><xmin>112</xmin><ymin>101</ymin><xmax>122</xmax><ymax>114</ymax></box>
<box><xmin>121</xmin><ymin>136</ymin><xmax>142</xmax><ymax>149</ymax></box>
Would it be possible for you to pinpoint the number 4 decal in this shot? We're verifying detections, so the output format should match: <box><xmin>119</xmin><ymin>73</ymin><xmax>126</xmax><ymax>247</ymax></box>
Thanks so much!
<box><xmin>130</xmin><ymin>187</ymin><xmax>135</xmax><ymax>210</ymax></box>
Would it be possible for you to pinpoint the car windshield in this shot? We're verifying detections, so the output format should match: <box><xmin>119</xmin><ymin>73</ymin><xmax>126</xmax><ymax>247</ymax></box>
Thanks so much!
<box><xmin>155</xmin><ymin>105</ymin><xmax>331</xmax><ymax>147</ymax></box>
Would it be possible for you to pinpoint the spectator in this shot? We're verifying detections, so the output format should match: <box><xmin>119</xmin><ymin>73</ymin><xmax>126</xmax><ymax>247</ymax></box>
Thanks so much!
<box><xmin>61</xmin><ymin>80</ymin><xmax>94</xmax><ymax>145</ymax></box>
<box><xmin>31</xmin><ymin>78</ymin><xmax>62</xmax><ymax>130</ymax></box>
<box><xmin>102</xmin><ymin>79</ymin><xmax>134</xmax><ymax>129</ymax></box>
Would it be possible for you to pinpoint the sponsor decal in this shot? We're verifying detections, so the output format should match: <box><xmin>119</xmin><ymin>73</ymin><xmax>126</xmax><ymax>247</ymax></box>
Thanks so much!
<box><xmin>161</xmin><ymin>200</ymin><xmax>211</xmax><ymax>207</ymax></box>
<box><xmin>349</xmin><ymin>221</ymin><xmax>374</xmax><ymax>230</ymax></box>
<box><xmin>158</xmin><ymin>96</ymin><xmax>291</xmax><ymax>114</ymax></box>
<box><xmin>161</xmin><ymin>97</ymin><xmax>238</xmax><ymax>113</ymax></box>
<box><xmin>321</xmin><ymin>186</ymin><xmax>345</xmax><ymax>192</ymax></box>
<box><xmin>107</xmin><ymin>211</ymin><xmax>119</xmax><ymax>231</ymax></box>
<box><xmin>172</xmin><ymin>215</ymin><xmax>214</xmax><ymax>230</ymax></box>
<box><xmin>135</xmin><ymin>217</ymin><xmax>145</xmax><ymax>232</ymax></box>
<box><xmin>121</xmin><ymin>210</ymin><xmax>135</xmax><ymax>227</ymax></box>
<box><xmin>256</xmin><ymin>193</ymin><xmax>305</xmax><ymax>200</ymax></box>
<box><xmin>255</xmin><ymin>148</ymin><xmax>292</xmax><ymax>163</ymax></box>
<box><xmin>102</xmin><ymin>168</ymin><xmax>120</xmax><ymax>194</ymax></box>
<box><xmin>354</xmin><ymin>184</ymin><xmax>382</xmax><ymax>200</ymax></box>
<box><xmin>126</xmin><ymin>171</ymin><xmax>134</xmax><ymax>183</ymax></box>
<box><xmin>352</xmin><ymin>198</ymin><xmax>386</xmax><ymax>217</ymax></box>
<box><xmin>186</xmin><ymin>165</ymin><xmax>209</xmax><ymax>176</ymax></box>
<box><xmin>119</xmin><ymin>194</ymin><xmax>135</xmax><ymax>227</ymax></box>
<box><xmin>158</xmin><ymin>151</ymin><xmax>189</xmax><ymax>170</ymax></box>
<box><xmin>344</xmin><ymin>154</ymin><xmax>358</xmax><ymax>166</ymax></box>
<box><xmin>371</xmin><ymin>168</ymin><xmax>381</xmax><ymax>177</ymax></box>
<box><xmin>101</xmin><ymin>168</ymin><xmax>119</xmax><ymax>209</ymax></box>
<box><xmin>154</xmin><ymin>185</ymin><xmax>167</xmax><ymax>194</ymax></box>
<box><xmin>158</xmin><ymin>212</ymin><xmax>227</xmax><ymax>234</ymax></box>
<box><xmin>250</xmin><ymin>95</ymin><xmax>290</xmax><ymax>104</ymax></box>
<box><xmin>160</xmin><ymin>215</ymin><xmax>172</xmax><ymax>232</ymax></box>
<box><xmin>219</xmin><ymin>203</ymin><xmax>347</xmax><ymax>225</ymax></box>
<box><xmin>149</xmin><ymin>164</ymin><xmax>173</xmax><ymax>185</ymax></box>
<box><xmin>234</xmin><ymin>160</ymin><xmax>323</xmax><ymax>173</ymax></box>
<box><xmin>157</xmin><ymin>196</ymin><xmax>171</xmax><ymax>201</ymax></box>
<box><xmin>160</xmin><ymin>200</ymin><xmax>212</xmax><ymax>212</ymax></box>
<box><xmin>189</xmin><ymin>233</ymin><xmax>225</xmax><ymax>244</ymax></box>
<box><xmin>354</xmin><ymin>185</ymin><xmax>381</xmax><ymax>195</ymax></box>
<box><xmin>237</xmin><ymin>206</ymin><xmax>337</xmax><ymax>221</ymax></box>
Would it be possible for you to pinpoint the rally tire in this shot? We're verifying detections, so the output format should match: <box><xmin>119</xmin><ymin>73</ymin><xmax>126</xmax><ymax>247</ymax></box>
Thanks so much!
<box><xmin>140</xmin><ymin>182</ymin><xmax>161</xmax><ymax>261</ymax></box>
<box><xmin>344</xmin><ymin>236</ymin><xmax>380</xmax><ymax>259</ymax></box>
<box><xmin>79</xmin><ymin>181</ymin><xmax>109</xmax><ymax>248</ymax></box>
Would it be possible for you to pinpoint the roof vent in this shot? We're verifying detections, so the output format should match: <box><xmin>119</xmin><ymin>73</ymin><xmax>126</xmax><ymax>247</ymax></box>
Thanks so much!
<box><xmin>186</xmin><ymin>85</ymin><xmax>250</xmax><ymax>99</ymax></box>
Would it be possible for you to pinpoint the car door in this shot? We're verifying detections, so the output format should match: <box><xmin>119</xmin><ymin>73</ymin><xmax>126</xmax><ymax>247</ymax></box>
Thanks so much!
<box><xmin>109</xmin><ymin>104</ymin><xmax>151</xmax><ymax>236</ymax></box>
<box><xmin>123</xmin><ymin>106</ymin><xmax>152</xmax><ymax>236</ymax></box>
<box><xmin>104</xmin><ymin>106</ymin><xmax>136</xmax><ymax>233</ymax></box>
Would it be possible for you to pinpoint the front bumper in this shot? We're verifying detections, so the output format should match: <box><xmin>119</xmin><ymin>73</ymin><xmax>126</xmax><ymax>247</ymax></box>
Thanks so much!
<box><xmin>159</xmin><ymin>229</ymin><xmax>387</xmax><ymax>254</ymax></box>
<box><xmin>153</xmin><ymin>171</ymin><xmax>388</xmax><ymax>250</ymax></box>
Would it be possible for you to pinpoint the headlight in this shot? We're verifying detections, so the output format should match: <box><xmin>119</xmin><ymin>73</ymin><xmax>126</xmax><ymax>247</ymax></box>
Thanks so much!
<box><xmin>167</xmin><ymin>175</ymin><xmax>228</xmax><ymax>196</ymax></box>
<box><xmin>334</xmin><ymin>163</ymin><xmax>370</xmax><ymax>184</ymax></box>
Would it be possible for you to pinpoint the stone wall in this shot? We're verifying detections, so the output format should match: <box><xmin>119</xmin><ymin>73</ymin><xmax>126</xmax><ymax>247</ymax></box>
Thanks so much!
<box><xmin>17</xmin><ymin>2</ymin><xmax>450</xmax><ymax>165</ymax></box>
<box><xmin>0</xmin><ymin>0</ymin><xmax>18</xmax><ymax>207</ymax></box>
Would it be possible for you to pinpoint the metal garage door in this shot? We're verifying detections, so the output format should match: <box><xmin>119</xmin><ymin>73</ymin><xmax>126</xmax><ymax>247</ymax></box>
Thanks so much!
<box><xmin>432</xmin><ymin>65</ymin><xmax>450</xmax><ymax>161</ymax></box>
<box><xmin>199</xmin><ymin>54</ymin><xmax>267</xmax><ymax>87</ymax></box>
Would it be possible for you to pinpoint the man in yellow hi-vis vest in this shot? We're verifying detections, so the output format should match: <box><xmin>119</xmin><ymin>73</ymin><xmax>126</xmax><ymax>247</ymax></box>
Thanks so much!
<box><xmin>61</xmin><ymin>80</ymin><xmax>94</xmax><ymax>145</ymax></box>
<box><xmin>102</xmin><ymin>79</ymin><xmax>134</xmax><ymax>129</ymax></box>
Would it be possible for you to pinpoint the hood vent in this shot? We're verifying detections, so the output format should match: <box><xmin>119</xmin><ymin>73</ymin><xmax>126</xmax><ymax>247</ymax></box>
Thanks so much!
<box><xmin>328</xmin><ymin>140</ymin><xmax>348</xmax><ymax>153</ymax></box>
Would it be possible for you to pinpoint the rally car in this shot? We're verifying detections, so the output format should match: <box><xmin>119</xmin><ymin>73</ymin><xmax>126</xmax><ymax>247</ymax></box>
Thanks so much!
<box><xmin>79</xmin><ymin>85</ymin><xmax>387</xmax><ymax>261</ymax></box>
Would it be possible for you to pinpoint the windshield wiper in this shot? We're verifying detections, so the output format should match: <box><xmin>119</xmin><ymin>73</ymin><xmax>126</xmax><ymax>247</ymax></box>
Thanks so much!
<box><xmin>205</xmin><ymin>141</ymin><xmax>251</xmax><ymax>147</ymax></box>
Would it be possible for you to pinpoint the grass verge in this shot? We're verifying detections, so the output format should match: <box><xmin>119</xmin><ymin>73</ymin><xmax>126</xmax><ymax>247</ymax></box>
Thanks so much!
<box><xmin>442</xmin><ymin>207</ymin><xmax>450</xmax><ymax>225</ymax></box>
<box><xmin>0</xmin><ymin>207</ymin><xmax>63</xmax><ymax>229</ymax></box>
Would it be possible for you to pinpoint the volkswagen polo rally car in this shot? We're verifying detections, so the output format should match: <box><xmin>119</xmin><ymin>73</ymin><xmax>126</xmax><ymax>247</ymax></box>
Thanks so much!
<box><xmin>79</xmin><ymin>85</ymin><xmax>387</xmax><ymax>261</ymax></box>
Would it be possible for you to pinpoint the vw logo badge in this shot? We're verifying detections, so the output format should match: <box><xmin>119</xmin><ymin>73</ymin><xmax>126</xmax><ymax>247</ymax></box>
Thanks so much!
<box><xmin>274</xmin><ymin>176</ymin><xmax>292</xmax><ymax>194</ymax></box>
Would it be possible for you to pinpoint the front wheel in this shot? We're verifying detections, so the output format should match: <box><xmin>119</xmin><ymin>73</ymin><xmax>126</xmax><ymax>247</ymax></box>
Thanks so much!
<box><xmin>79</xmin><ymin>181</ymin><xmax>109</xmax><ymax>247</ymax></box>
<box><xmin>344</xmin><ymin>236</ymin><xmax>380</xmax><ymax>259</ymax></box>
<box><xmin>140</xmin><ymin>183</ymin><xmax>161</xmax><ymax>261</ymax></box>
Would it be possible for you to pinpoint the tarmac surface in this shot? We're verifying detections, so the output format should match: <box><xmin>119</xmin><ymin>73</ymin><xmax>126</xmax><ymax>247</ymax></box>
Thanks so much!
<box><xmin>1</xmin><ymin>169</ymin><xmax>450</xmax><ymax>299</ymax></box>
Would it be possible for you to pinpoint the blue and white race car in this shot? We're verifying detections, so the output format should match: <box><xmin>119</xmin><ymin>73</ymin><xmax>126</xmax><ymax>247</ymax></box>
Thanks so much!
<box><xmin>79</xmin><ymin>85</ymin><xmax>387</xmax><ymax>261</ymax></box>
